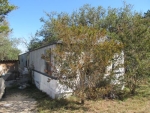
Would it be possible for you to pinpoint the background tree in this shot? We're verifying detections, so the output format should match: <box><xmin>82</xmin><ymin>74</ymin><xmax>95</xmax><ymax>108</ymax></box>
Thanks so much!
<box><xmin>69</xmin><ymin>3</ymin><xmax>150</xmax><ymax>94</ymax></box>
<box><xmin>0</xmin><ymin>0</ymin><xmax>20</xmax><ymax>60</ymax></box>
<box><xmin>35</xmin><ymin>12</ymin><xmax>63</xmax><ymax>45</ymax></box>
<box><xmin>42</xmin><ymin>16</ymin><xmax>123</xmax><ymax>103</ymax></box>
<box><xmin>39</xmin><ymin>3</ymin><xmax>150</xmax><ymax>98</ymax></box>
<box><xmin>26</xmin><ymin>34</ymin><xmax>42</xmax><ymax>51</ymax></box>
<box><xmin>0</xmin><ymin>0</ymin><xmax>16</xmax><ymax>32</ymax></box>
<box><xmin>0</xmin><ymin>35</ymin><xmax>20</xmax><ymax>60</ymax></box>
<box><xmin>144</xmin><ymin>10</ymin><xmax>150</xmax><ymax>18</ymax></box>
<box><xmin>104</xmin><ymin>5</ymin><xmax>150</xmax><ymax>94</ymax></box>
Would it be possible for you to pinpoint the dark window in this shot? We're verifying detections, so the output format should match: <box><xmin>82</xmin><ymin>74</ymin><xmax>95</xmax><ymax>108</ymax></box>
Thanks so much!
<box><xmin>44</xmin><ymin>48</ymin><xmax>52</xmax><ymax>76</ymax></box>
<box><xmin>26</xmin><ymin>60</ymin><xmax>27</xmax><ymax>67</ymax></box>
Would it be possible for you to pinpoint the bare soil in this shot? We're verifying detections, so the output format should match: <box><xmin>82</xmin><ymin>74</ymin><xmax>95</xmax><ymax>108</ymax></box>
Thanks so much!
<box><xmin>0</xmin><ymin>78</ymin><xmax>37</xmax><ymax>113</ymax></box>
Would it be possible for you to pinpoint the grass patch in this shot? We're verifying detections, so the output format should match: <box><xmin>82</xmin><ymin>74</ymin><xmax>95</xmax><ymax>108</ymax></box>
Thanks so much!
<box><xmin>25</xmin><ymin>86</ymin><xmax>87</xmax><ymax>113</ymax></box>
<box><xmin>5</xmin><ymin>83</ymin><xmax>150</xmax><ymax>113</ymax></box>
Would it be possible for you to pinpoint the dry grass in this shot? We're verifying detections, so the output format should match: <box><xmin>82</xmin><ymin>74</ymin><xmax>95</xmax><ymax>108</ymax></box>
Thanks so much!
<box><xmin>24</xmin><ymin>84</ymin><xmax>150</xmax><ymax>113</ymax></box>
<box><xmin>6</xmin><ymin>83</ymin><xmax>150</xmax><ymax>113</ymax></box>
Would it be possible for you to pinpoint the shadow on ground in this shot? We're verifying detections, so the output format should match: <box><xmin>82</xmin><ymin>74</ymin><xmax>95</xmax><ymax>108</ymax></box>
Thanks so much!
<box><xmin>25</xmin><ymin>85</ymin><xmax>89</xmax><ymax>112</ymax></box>
<box><xmin>3</xmin><ymin>84</ymin><xmax>89</xmax><ymax>112</ymax></box>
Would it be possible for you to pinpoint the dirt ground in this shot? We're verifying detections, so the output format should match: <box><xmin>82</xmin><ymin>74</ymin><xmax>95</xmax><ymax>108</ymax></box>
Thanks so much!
<box><xmin>0</xmin><ymin>77</ymin><xmax>37</xmax><ymax>113</ymax></box>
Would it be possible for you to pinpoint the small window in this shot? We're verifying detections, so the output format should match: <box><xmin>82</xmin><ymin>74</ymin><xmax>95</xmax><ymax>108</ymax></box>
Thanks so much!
<box><xmin>27</xmin><ymin>60</ymin><xmax>29</xmax><ymax>68</ymax></box>
<box><xmin>26</xmin><ymin>60</ymin><xmax>27</xmax><ymax>67</ymax></box>
<box><xmin>44</xmin><ymin>48</ymin><xmax>52</xmax><ymax>76</ymax></box>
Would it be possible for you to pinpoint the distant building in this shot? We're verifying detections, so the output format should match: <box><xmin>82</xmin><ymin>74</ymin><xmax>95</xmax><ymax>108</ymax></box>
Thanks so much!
<box><xmin>0</xmin><ymin>60</ymin><xmax>19</xmax><ymax>80</ymax></box>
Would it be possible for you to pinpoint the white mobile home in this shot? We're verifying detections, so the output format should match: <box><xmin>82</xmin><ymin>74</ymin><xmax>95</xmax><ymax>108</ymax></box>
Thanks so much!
<box><xmin>19</xmin><ymin>42</ymin><xmax>124</xmax><ymax>99</ymax></box>
<box><xmin>19</xmin><ymin>43</ymin><xmax>72</xmax><ymax>99</ymax></box>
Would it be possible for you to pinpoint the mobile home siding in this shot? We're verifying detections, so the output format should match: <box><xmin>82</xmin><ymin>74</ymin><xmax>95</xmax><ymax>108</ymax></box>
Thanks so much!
<box><xmin>28</xmin><ymin>44</ymin><xmax>72</xmax><ymax>99</ymax></box>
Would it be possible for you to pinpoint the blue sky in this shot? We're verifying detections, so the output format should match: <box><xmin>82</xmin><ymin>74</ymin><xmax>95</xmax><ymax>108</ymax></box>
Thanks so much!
<box><xmin>7</xmin><ymin>0</ymin><xmax>150</xmax><ymax>53</ymax></box>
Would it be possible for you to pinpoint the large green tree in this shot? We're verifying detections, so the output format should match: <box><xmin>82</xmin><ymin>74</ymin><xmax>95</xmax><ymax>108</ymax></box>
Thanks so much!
<box><xmin>65</xmin><ymin>4</ymin><xmax>150</xmax><ymax>94</ymax></box>
<box><xmin>0</xmin><ymin>0</ymin><xmax>16</xmax><ymax>32</ymax></box>
<box><xmin>0</xmin><ymin>0</ymin><xmax>20</xmax><ymax>60</ymax></box>
<box><xmin>39</xmin><ymin>3</ymin><xmax>150</xmax><ymax>97</ymax></box>
<box><xmin>42</xmin><ymin>20</ymin><xmax>123</xmax><ymax>104</ymax></box>
<box><xmin>104</xmin><ymin>5</ymin><xmax>150</xmax><ymax>94</ymax></box>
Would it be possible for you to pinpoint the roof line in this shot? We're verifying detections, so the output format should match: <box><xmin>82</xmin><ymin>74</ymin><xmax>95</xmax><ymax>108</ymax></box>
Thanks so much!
<box><xmin>19</xmin><ymin>41</ymin><xmax>61</xmax><ymax>56</ymax></box>
<box><xmin>0</xmin><ymin>60</ymin><xmax>18</xmax><ymax>62</ymax></box>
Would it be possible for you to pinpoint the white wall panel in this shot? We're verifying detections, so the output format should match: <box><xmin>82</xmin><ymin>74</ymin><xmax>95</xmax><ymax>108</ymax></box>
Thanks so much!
<box><xmin>29</xmin><ymin>44</ymin><xmax>72</xmax><ymax>99</ymax></box>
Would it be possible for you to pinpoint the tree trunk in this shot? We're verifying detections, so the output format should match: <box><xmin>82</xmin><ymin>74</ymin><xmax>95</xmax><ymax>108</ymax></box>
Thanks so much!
<box><xmin>130</xmin><ymin>85</ymin><xmax>136</xmax><ymax>95</ymax></box>
<box><xmin>81</xmin><ymin>98</ymin><xmax>85</xmax><ymax>104</ymax></box>
<box><xmin>81</xmin><ymin>92</ymin><xmax>85</xmax><ymax>104</ymax></box>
